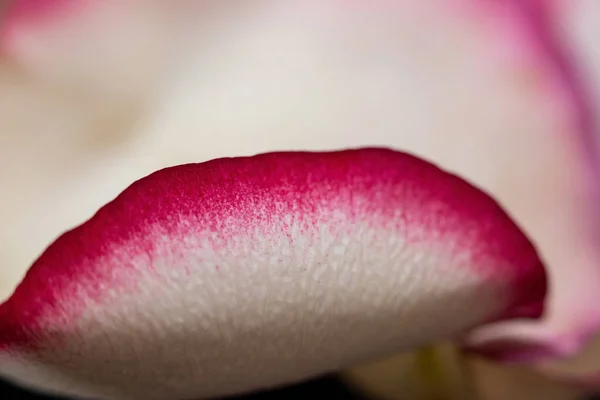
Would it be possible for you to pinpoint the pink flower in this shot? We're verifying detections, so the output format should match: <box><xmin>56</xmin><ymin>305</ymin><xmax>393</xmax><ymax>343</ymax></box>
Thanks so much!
<box><xmin>0</xmin><ymin>1</ymin><xmax>598</xmax><ymax>399</ymax></box>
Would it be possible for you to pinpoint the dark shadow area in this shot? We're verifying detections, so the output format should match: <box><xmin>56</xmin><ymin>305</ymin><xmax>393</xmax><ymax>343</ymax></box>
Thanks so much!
<box><xmin>0</xmin><ymin>375</ymin><xmax>367</xmax><ymax>400</ymax></box>
<box><xmin>3</xmin><ymin>376</ymin><xmax>599</xmax><ymax>400</ymax></box>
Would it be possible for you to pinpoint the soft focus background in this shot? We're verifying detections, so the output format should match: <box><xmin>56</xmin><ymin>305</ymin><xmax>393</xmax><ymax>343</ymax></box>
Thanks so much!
<box><xmin>1</xmin><ymin>1</ymin><xmax>600</xmax><ymax>399</ymax></box>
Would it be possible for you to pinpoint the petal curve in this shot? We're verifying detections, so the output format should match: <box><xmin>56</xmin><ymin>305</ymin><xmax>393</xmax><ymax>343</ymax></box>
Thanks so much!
<box><xmin>460</xmin><ymin>0</ymin><xmax>600</xmax><ymax>366</ymax></box>
<box><xmin>0</xmin><ymin>148</ymin><xmax>546</xmax><ymax>399</ymax></box>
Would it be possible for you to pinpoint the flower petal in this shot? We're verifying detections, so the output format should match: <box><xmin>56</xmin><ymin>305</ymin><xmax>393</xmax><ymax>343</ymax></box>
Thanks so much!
<box><xmin>0</xmin><ymin>0</ymin><xmax>595</xmax><ymax>387</ymax></box>
<box><xmin>460</xmin><ymin>0</ymin><xmax>600</xmax><ymax>364</ymax></box>
<box><xmin>0</xmin><ymin>149</ymin><xmax>546</xmax><ymax>399</ymax></box>
<box><xmin>1</xmin><ymin>0</ymin><xmax>178</xmax><ymax>106</ymax></box>
<box><xmin>125</xmin><ymin>0</ymin><xmax>600</xmax><ymax>364</ymax></box>
<box><xmin>0</xmin><ymin>1</ymin><xmax>186</xmax><ymax>300</ymax></box>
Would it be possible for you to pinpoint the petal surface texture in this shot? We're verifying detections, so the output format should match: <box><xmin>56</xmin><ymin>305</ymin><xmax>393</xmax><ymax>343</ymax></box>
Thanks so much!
<box><xmin>0</xmin><ymin>149</ymin><xmax>546</xmax><ymax>400</ymax></box>
<box><xmin>0</xmin><ymin>0</ymin><xmax>598</xmax><ymax>382</ymax></box>
<box><xmin>132</xmin><ymin>0</ymin><xmax>600</xmax><ymax>364</ymax></box>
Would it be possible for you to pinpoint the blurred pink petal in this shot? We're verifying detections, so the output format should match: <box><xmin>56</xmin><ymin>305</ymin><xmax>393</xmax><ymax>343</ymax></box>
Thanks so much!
<box><xmin>0</xmin><ymin>0</ymin><xmax>183</xmax><ymax>109</ymax></box>
<box><xmin>462</xmin><ymin>0</ymin><xmax>600</xmax><ymax>366</ymax></box>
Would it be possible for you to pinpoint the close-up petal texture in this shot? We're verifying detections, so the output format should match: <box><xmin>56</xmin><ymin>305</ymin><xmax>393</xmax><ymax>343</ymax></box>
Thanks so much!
<box><xmin>0</xmin><ymin>149</ymin><xmax>545</xmax><ymax>399</ymax></box>
<box><xmin>1</xmin><ymin>0</ymin><xmax>600</xmax><ymax>399</ymax></box>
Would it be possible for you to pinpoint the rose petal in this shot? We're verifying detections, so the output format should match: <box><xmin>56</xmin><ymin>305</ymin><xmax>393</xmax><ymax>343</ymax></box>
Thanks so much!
<box><xmin>0</xmin><ymin>1</ymin><xmax>184</xmax><ymax>300</ymax></box>
<box><xmin>0</xmin><ymin>0</ymin><xmax>595</xmax><ymax>382</ymax></box>
<box><xmin>125</xmin><ymin>0</ymin><xmax>600</xmax><ymax>363</ymax></box>
<box><xmin>524</xmin><ymin>2</ymin><xmax>600</xmax><ymax>386</ymax></box>
<box><xmin>1</xmin><ymin>0</ymin><xmax>178</xmax><ymax>107</ymax></box>
<box><xmin>459</xmin><ymin>0</ymin><xmax>600</xmax><ymax>364</ymax></box>
<box><xmin>0</xmin><ymin>149</ymin><xmax>546</xmax><ymax>399</ymax></box>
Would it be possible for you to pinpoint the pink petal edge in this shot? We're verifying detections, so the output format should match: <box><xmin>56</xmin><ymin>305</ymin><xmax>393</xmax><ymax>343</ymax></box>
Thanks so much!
<box><xmin>0</xmin><ymin>148</ymin><xmax>546</xmax><ymax>399</ymax></box>
<box><xmin>0</xmin><ymin>0</ymin><xmax>83</xmax><ymax>53</ymax></box>
<box><xmin>458</xmin><ymin>0</ymin><xmax>600</xmax><ymax>365</ymax></box>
